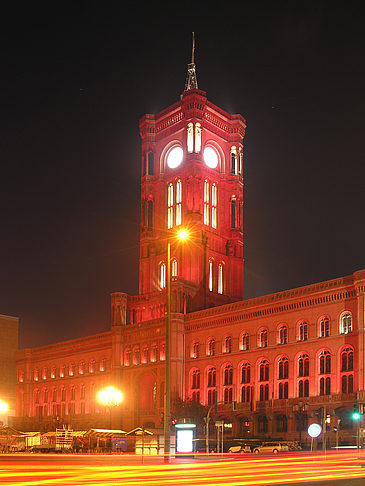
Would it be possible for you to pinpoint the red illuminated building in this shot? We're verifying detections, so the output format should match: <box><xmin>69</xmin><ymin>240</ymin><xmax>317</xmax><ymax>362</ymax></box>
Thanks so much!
<box><xmin>15</xmin><ymin>53</ymin><xmax>365</xmax><ymax>445</ymax></box>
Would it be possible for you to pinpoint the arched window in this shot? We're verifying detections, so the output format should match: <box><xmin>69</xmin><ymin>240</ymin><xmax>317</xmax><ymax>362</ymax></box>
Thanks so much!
<box><xmin>124</xmin><ymin>348</ymin><xmax>131</xmax><ymax>366</ymax></box>
<box><xmin>298</xmin><ymin>321</ymin><xmax>308</xmax><ymax>341</ymax></box>
<box><xmin>207</xmin><ymin>338</ymin><xmax>215</xmax><ymax>356</ymax></box>
<box><xmin>192</xmin><ymin>341</ymin><xmax>199</xmax><ymax>359</ymax></box>
<box><xmin>191</xmin><ymin>369</ymin><xmax>200</xmax><ymax>389</ymax></box>
<box><xmin>167</xmin><ymin>183</ymin><xmax>174</xmax><ymax>229</ymax></box>
<box><xmin>341</xmin><ymin>347</ymin><xmax>354</xmax><ymax>371</ymax></box>
<box><xmin>278</xmin><ymin>357</ymin><xmax>289</xmax><ymax>379</ymax></box>
<box><xmin>89</xmin><ymin>360</ymin><xmax>95</xmax><ymax>374</ymax></box>
<box><xmin>319</xmin><ymin>317</ymin><xmax>330</xmax><ymax>337</ymax></box>
<box><xmin>204</xmin><ymin>180</ymin><xmax>210</xmax><ymax>225</ymax></box>
<box><xmin>176</xmin><ymin>179</ymin><xmax>182</xmax><ymax>226</ymax></box>
<box><xmin>238</xmin><ymin>148</ymin><xmax>243</xmax><ymax>175</ymax></box>
<box><xmin>171</xmin><ymin>258</ymin><xmax>178</xmax><ymax>277</ymax></box>
<box><xmin>195</xmin><ymin>123</ymin><xmax>202</xmax><ymax>153</ymax></box>
<box><xmin>212</xmin><ymin>183</ymin><xmax>217</xmax><ymax>229</ymax></box>
<box><xmin>224</xmin><ymin>336</ymin><xmax>232</xmax><ymax>354</ymax></box>
<box><xmin>142</xmin><ymin>347</ymin><xmax>149</xmax><ymax>364</ymax></box>
<box><xmin>231</xmin><ymin>197</ymin><xmax>236</xmax><ymax>230</ymax></box>
<box><xmin>146</xmin><ymin>151</ymin><xmax>154</xmax><ymax>175</ymax></box>
<box><xmin>78</xmin><ymin>361</ymin><xmax>85</xmax><ymax>375</ymax></box>
<box><xmin>159</xmin><ymin>262</ymin><xmax>166</xmax><ymax>289</ymax></box>
<box><xmin>278</xmin><ymin>325</ymin><xmax>288</xmax><ymax>345</ymax></box>
<box><xmin>319</xmin><ymin>351</ymin><xmax>331</xmax><ymax>374</ymax></box>
<box><xmin>147</xmin><ymin>199</ymin><xmax>153</xmax><ymax>229</ymax></box>
<box><xmin>60</xmin><ymin>365</ymin><xmax>65</xmax><ymax>378</ymax></box>
<box><xmin>207</xmin><ymin>367</ymin><xmax>216</xmax><ymax>388</ymax></box>
<box><xmin>241</xmin><ymin>362</ymin><xmax>251</xmax><ymax>384</ymax></box>
<box><xmin>259</xmin><ymin>360</ymin><xmax>269</xmax><ymax>382</ymax></box>
<box><xmin>298</xmin><ymin>354</ymin><xmax>309</xmax><ymax>377</ymax></box>
<box><xmin>278</xmin><ymin>381</ymin><xmax>288</xmax><ymax>399</ymax></box>
<box><xmin>218</xmin><ymin>263</ymin><xmax>224</xmax><ymax>294</ymax></box>
<box><xmin>187</xmin><ymin>123</ymin><xmax>194</xmax><ymax>153</ymax></box>
<box><xmin>208</xmin><ymin>259</ymin><xmax>214</xmax><ymax>292</ymax></box>
<box><xmin>340</xmin><ymin>313</ymin><xmax>352</xmax><ymax>334</ymax></box>
<box><xmin>240</xmin><ymin>332</ymin><xmax>249</xmax><ymax>351</ymax></box>
<box><xmin>230</xmin><ymin>146</ymin><xmax>237</xmax><ymax>174</ymax></box>
<box><xmin>160</xmin><ymin>343</ymin><xmax>166</xmax><ymax>361</ymax></box>
<box><xmin>224</xmin><ymin>365</ymin><xmax>233</xmax><ymax>386</ymax></box>
<box><xmin>259</xmin><ymin>329</ymin><xmax>268</xmax><ymax>348</ymax></box>
<box><xmin>42</xmin><ymin>367</ymin><xmax>48</xmax><ymax>380</ymax></box>
<box><xmin>133</xmin><ymin>346</ymin><xmax>140</xmax><ymax>365</ymax></box>
<box><xmin>69</xmin><ymin>363</ymin><xmax>75</xmax><ymax>377</ymax></box>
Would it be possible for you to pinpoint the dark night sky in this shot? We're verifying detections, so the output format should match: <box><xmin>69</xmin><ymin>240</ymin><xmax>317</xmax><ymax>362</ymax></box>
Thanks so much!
<box><xmin>1</xmin><ymin>3</ymin><xmax>364</xmax><ymax>349</ymax></box>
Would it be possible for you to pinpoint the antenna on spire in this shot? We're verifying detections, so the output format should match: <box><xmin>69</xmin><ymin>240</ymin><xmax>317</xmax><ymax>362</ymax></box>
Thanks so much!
<box><xmin>184</xmin><ymin>32</ymin><xmax>198</xmax><ymax>92</ymax></box>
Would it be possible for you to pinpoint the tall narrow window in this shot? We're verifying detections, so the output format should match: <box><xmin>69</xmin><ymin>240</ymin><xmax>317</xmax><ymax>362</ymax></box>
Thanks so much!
<box><xmin>218</xmin><ymin>263</ymin><xmax>224</xmax><ymax>294</ymax></box>
<box><xmin>207</xmin><ymin>367</ymin><xmax>216</xmax><ymax>387</ymax></box>
<box><xmin>176</xmin><ymin>179</ymin><xmax>182</xmax><ymax>226</ymax></box>
<box><xmin>171</xmin><ymin>258</ymin><xmax>178</xmax><ymax>277</ymax></box>
<box><xmin>167</xmin><ymin>184</ymin><xmax>174</xmax><ymax>229</ymax></box>
<box><xmin>195</xmin><ymin>123</ymin><xmax>202</xmax><ymax>153</ymax></box>
<box><xmin>241</xmin><ymin>363</ymin><xmax>251</xmax><ymax>384</ymax></box>
<box><xmin>147</xmin><ymin>151</ymin><xmax>154</xmax><ymax>175</ymax></box>
<box><xmin>341</xmin><ymin>313</ymin><xmax>352</xmax><ymax>334</ymax></box>
<box><xmin>224</xmin><ymin>336</ymin><xmax>232</xmax><ymax>353</ymax></box>
<box><xmin>298</xmin><ymin>354</ymin><xmax>309</xmax><ymax>377</ymax></box>
<box><xmin>231</xmin><ymin>198</ymin><xmax>236</xmax><ymax>230</ymax></box>
<box><xmin>160</xmin><ymin>263</ymin><xmax>166</xmax><ymax>290</ymax></box>
<box><xmin>319</xmin><ymin>351</ymin><xmax>331</xmax><ymax>375</ymax></box>
<box><xmin>259</xmin><ymin>329</ymin><xmax>268</xmax><ymax>348</ymax></box>
<box><xmin>320</xmin><ymin>317</ymin><xmax>330</xmax><ymax>337</ymax></box>
<box><xmin>278</xmin><ymin>325</ymin><xmax>288</xmax><ymax>345</ymax></box>
<box><xmin>238</xmin><ymin>148</ymin><xmax>243</xmax><ymax>175</ymax></box>
<box><xmin>212</xmin><ymin>183</ymin><xmax>217</xmax><ymax>229</ymax></box>
<box><xmin>241</xmin><ymin>332</ymin><xmax>249</xmax><ymax>351</ymax></box>
<box><xmin>298</xmin><ymin>322</ymin><xmax>308</xmax><ymax>341</ymax></box>
<box><xmin>187</xmin><ymin>123</ymin><xmax>194</xmax><ymax>153</ymax></box>
<box><xmin>147</xmin><ymin>200</ymin><xmax>153</xmax><ymax>229</ymax></box>
<box><xmin>231</xmin><ymin>147</ymin><xmax>237</xmax><ymax>174</ymax></box>
<box><xmin>208</xmin><ymin>259</ymin><xmax>213</xmax><ymax>292</ymax></box>
<box><xmin>204</xmin><ymin>180</ymin><xmax>210</xmax><ymax>225</ymax></box>
<box><xmin>208</xmin><ymin>338</ymin><xmax>215</xmax><ymax>356</ymax></box>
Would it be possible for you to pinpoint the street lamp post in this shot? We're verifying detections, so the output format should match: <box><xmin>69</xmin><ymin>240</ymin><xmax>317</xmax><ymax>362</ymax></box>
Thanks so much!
<box><xmin>97</xmin><ymin>386</ymin><xmax>123</xmax><ymax>429</ymax></box>
<box><xmin>163</xmin><ymin>229</ymin><xmax>189</xmax><ymax>460</ymax></box>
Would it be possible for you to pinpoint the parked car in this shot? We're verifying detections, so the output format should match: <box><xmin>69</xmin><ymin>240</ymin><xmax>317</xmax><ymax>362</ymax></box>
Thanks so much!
<box><xmin>252</xmin><ymin>442</ymin><xmax>288</xmax><ymax>453</ymax></box>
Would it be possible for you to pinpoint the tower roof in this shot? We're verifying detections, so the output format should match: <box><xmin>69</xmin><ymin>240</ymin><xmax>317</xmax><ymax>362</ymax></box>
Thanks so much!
<box><xmin>184</xmin><ymin>32</ymin><xmax>198</xmax><ymax>92</ymax></box>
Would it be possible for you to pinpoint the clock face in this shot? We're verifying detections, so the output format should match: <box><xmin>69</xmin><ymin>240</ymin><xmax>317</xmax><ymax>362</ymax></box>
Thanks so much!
<box><xmin>167</xmin><ymin>146</ymin><xmax>184</xmax><ymax>169</ymax></box>
<box><xmin>203</xmin><ymin>146</ymin><xmax>219</xmax><ymax>169</ymax></box>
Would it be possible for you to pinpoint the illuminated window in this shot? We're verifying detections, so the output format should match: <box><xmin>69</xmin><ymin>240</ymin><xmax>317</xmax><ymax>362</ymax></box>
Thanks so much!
<box><xmin>224</xmin><ymin>336</ymin><xmax>232</xmax><ymax>353</ymax></box>
<box><xmin>259</xmin><ymin>329</ymin><xmax>268</xmax><ymax>348</ymax></box>
<box><xmin>204</xmin><ymin>180</ymin><xmax>209</xmax><ymax>225</ymax></box>
<box><xmin>18</xmin><ymin>370</ymin><xmax>24</xmax><ymax>383</ymax></box>
<box><xmin>211</xmin><ymin>183</ymin><xmax>217</xmax><ymax>228</ymax></box>
<box><xmin>159</xmin><ymin>262</ymin><xmax>166</xmax><ymax>289</ymax></box>
<box><xmin>298</xmin><ymin>321</ymin><xmax>308</xmax><ymax>341</ymax></box>
<box><xmin>230</xmin><ymin>146</ymin><xmax>238</xmax><ymax>175</ymax></box>
<box><xmin>278</xmin><ymin>325</ymin><xmax>288</xmax><ymax>345</ymax></box>
<box><xmin>240</xmin><ymin>332</ymin><xmax>249</xmax><ymax>351</ymax></box>
<box><xmin>340</xmin><ymin>313</ymin><xmax>352</xmax><ymax>334</ymax></box>
<box><xmin>160</xmin><ymin>343</ymin><xmax>166</xmax><ymax>361</ymax></box>
<box><xmin>176</xmin><ymin>179</ymin><xmax>182</xmax><ymax>225</ymax></box>
<box><xmin>167</xmin><ymin>183</ymin><xmax>174</xmax><ymax>229</ymax></box>
<box><xmin>142</xmin><ymin>347</ymin><xmax>149</xmax><ymax>364</ymax></box>
<box><xmin>208</xmin><ymin>259</ymin><xmax>214</xmax><ymax>292</ymax></box>
<box><xmin>60</xmin><ymin>365</ymin><xmax>65</xmax><ymax>378</ymax></box>
<box><xmin>80</xmin><ymin>384</ymin><xmax>86</xmax><ymax>400</ymax></box>
<box><xmin>51</xmin><ymin>367</ymin><xmax>56</xmax><ymax>379</ymax></box>
<box><xmin>207</xmin><ymin>338</ymin><xmax>215</xmax><ymax>356</ymax></box>
<box><xmin>125</xmin><ymin>348</ymin><xmax>131</xmax><ymax>366</ymax></box>
<box><xmin>78</xmin><ymin>361</ymin><xmax>85</xmax><ymax>375</ymax></box>
<box><xmin>133</xmin><ymin>347</ymin><xmax>140</xmax><ymax>365</ymax></box>
<box><xmin>218</xmin><ymin>263</ymin><xmax>224</xmax><ymax>295</ymax></box>
<box><xmin>100</xmin><ymin>358</ymin><xmax>107</xmax><ymax>372</ymax></box>
<box><xmin>238</xmin><ymin>148</ymin><xmax>243</xmax><ymax>175</ymax></box>
<box><xmin>319</xmin><ymin>317</ymin><xmax>330</xmax><ymax>337</ymax></box>
<box><xmin>171</xmin><ymin>258</ymin><xmax>178</xmax><ymax>277</ymax></box>
<box><xmin>151</xmin><ymin>344</ymin><xmax>158</xmax><ymax>363</ymax></box>
<box><xmin>192</xmin><ymin>342</ymin><xmax>199</xmax><ymax>359</ymax></box>
<box><xmin>187</xmin><ymin>123</ymin><xmax>194</xmax><ymax>153</ymax></box>
<box><xmin>69</xmin><ymin>363</ymin><xmax>75</xmax><ymax>377</ymax></box>
<box><xmin>42</xmin><ymin>367</ymin><xmax>48</xmax><ymax>380</ymax></box>
<box><xmin>89</xmin><ymin>360</ymin><xmax>95</xmax><ymax>374</ymax></box>
<box><xmin>195</xmin><ymin>123</ymin><xmax>202</xmax><ymax>153</ymax></box>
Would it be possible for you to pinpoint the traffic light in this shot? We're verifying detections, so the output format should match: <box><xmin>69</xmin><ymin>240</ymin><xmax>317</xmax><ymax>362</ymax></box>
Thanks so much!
<box><xmin>352</xmin><ymin>405</ymin><xmax>360</xmax><ymax>421</ymax></box>
<box><xmin>360</xmin><ymin>403</ymin><xmax>365</xmax><ymax>415</ymax></box>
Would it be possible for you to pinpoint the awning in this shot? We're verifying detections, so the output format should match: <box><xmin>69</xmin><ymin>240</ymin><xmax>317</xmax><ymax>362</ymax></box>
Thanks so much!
<box><xmin>125</xmin><ymin>427</ymin><xmax>153</xmax><ymax>436</ymax></box>
<box><xmin>84</xmin><ymin>428</ymin><xmax>126</xmax><ymax>438</ymax></box>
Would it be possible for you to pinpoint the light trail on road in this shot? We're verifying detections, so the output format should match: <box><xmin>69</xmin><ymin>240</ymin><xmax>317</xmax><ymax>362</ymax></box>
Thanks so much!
<box><xmin>0</xmin><ymin>451</ymin><xmax>364</xmax><ymax>486</ymax></box>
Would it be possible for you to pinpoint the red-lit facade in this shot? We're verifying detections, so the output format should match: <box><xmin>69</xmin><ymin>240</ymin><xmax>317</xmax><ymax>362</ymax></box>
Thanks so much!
<box><xmin>15</xmin><ymin>60</ymin><xmax>365</xmax><ymax>444</ymax></box>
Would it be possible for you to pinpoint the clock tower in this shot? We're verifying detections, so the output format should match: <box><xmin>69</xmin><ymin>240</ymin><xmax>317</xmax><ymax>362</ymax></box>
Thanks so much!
<box><xmin>137</xmin><ymin>49</ymin><xmax>246</xmax><ymax>320</ymax></box>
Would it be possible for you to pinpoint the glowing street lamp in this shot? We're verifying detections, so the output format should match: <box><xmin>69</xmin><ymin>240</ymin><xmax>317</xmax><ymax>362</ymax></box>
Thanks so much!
<box><xmin>97</xmin><ymin>386</ymin><xmax>123</xmax><ymax>429</ymax></box>
<box><xmin>164</xmin><ymin>229</ymin><xmax>189</xmax><ymax>460</ymax></box>
<box><xmin>0</xmin><ymin>399</ymin><xmax>8</xmax><ymax>413</ymax></box>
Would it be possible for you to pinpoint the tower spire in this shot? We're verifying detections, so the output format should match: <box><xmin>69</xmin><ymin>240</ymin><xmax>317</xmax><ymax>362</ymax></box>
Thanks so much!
<box><xmin>184</xmin><ymin>32</ymin><xmax>198</xmax><ymax>92</ymax></box>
